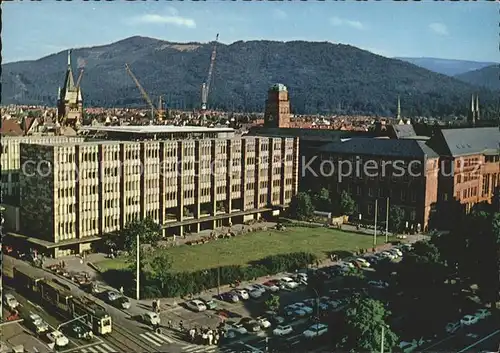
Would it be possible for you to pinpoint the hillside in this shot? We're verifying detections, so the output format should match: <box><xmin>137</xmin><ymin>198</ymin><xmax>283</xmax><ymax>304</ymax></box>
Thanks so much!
<box><xmin>2</xmin><ymin>36</ymin><xmax>497</xmax><ymax>117</ymax></box>
<box><xmin>394</xmin><ymin>57</ymin><xmax>497</xmax><ymax>77</ymax></box>
<box><xmin>455</xmin><ymin>65</ymin><xmax>500</xmax><ymax>91</ymax></box>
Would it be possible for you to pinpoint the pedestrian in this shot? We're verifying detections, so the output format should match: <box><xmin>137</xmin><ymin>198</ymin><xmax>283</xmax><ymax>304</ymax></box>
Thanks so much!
<box><xmin>152</xmin><ymin>300</ymin><xmax>157</xmax><ymax>313</ymax></box>
<box><xmin>168</xmin><ymin>319</ymin><xmax>172</xmax><ymax>329</ymax></box>
<box><xmin>119</xmin><ymin>286</ymin><xmax>124</xmax><ymax>295</ymax></box>
<box><xmin>156</xmin><ymin>298</ymin><xmax>161</xmax><ymax>312</ymax></box>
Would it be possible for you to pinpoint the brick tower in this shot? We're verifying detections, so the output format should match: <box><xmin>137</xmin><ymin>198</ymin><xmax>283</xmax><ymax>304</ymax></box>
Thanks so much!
<box><xmin>57</xmin><ymin>50</ymin><xmax>83</xmax><ymax>128</ymax></box>
<box><xmin>264</xmin><ymin>83</ymin><xmax>291</xmax><ymax>128</ymax></box>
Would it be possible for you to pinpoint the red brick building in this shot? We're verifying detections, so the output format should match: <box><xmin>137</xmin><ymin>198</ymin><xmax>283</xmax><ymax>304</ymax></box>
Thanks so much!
<box><xmin>264</xmin><ymin>83</ymin><xmax>291</xmax><ymax>128</ymax></box>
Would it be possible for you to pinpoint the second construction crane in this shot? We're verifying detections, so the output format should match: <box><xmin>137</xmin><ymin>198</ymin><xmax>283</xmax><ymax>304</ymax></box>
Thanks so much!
<box><xmin>125</xmin><ymin>63</ymin><xmax>163</xmax><ymax>122</ymax></box>
<box><xmin>201</xmin><ymin>33</ymin><xmax>219</xmax><ymax>111</ymax></box>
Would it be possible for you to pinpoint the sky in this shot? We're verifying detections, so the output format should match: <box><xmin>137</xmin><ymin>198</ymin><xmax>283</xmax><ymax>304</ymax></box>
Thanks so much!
<box><xmin>3</xmin><ymin>0</ymin><xmax>498</xmax><ymax>63</ymax></box>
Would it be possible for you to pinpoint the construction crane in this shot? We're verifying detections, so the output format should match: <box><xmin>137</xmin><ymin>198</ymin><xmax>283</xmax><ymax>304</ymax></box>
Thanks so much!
<box><xmin>201</xmin><ymin>33</ymin><xmax>219</xmax><ymax>111</ymax></box>
<box><xmin>75</xmin><ymin>68</ymin><xmax>84</xmax><ymax>88</ymax></box>
<box><xmin>125</xmin><ymin>63</ymin><xmax>158</xmax><ymax>121</ymax></box>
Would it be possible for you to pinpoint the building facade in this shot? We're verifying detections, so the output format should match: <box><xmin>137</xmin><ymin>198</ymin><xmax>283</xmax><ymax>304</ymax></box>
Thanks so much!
<box><xmin>313</xmin><ymin>138</ymin><xmax>440</xmax><ymax>231</ymax></box>
<box><xmin>264</xmin><ymin>83</ymin><xmax>291</xmax><ymax>128</ymax></box>
<box><xmin>1</xmin><ymin>136</ymin><xmax>84</xmax><ymax>205</ymax></box>
<box><xmin>18</xmin><ymin>136</ymin><xmax>299</xmax><ymax>257</ymax></box>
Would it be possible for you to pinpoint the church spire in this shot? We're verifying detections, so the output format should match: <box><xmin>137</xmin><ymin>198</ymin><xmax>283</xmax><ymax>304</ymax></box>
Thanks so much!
<box><xmin>62</xmin><ymin>50</ymin><xmax>75</xmax><ymax>92</ymax></box>
<box><xmin>471</xmin><ymin>94</ymin><xmax>475</xmax><ymax>113</ymax></box>
<box><xmin>67</xmin><ymin>49</ymin><xmax>71</xmax><ymax>67</ymax></box>
<box><xmin>475</xmin><ymin>94</ymin><xmax>480</xmax><ymax>120</ymax></box>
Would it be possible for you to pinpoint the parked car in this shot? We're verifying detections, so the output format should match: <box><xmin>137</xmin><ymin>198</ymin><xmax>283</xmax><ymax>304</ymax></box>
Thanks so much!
<box><xmin>294</xmin><ymin>302</ymin><xmax>313</xmax><ymax>315</ymax></box>
<box><xmin>261</xmin><ymin>281</ymin><xmax>280</xmax><ymax>292</ymax></box>
<box><xmin>246</xmin><ymin>284</ymin><xmax>266</xmax><ymax>294</ymax></box>
<box><xmin>4</xmin><ymin>294</ymin><xmax>19</xmax><ymax>310</ymax></box>
<box><xmin>381</xmin><ymin>251</ymin><xmax>397</xmax><ymax>260</ymax></box>
<box><xmin>273</xmin><ymin>324</ymin><xmax>293</xmax><ymax>336</ymax></box>
<box><xmin>27</xmin><ymin>313</ymin><xmax>49</xmax><ymax>334</ymax></box>
<box><xmin>280</xmin><ymin>277</ymin><xmax>299</xmax><ymax>289</ymax></box>
<box><xmin>68</xmin><ymin>322</ymin><xmax>93</xmax><ymax>340</ymax></box>
<box><xmin>390</xmin><ymin>248</ymin><xmax>403</xmax><ymax>257</ymax></box>
<box><xmin>256</xmin><ymin>316</ymin><xmax>271</xmax><ymax>329</ymax></box>
<box><xmin>240</xmin><ymin>318</ymin><xmax>261</xmax><ymax>332</ymax></box>
<box><xmin>475</xmin><ymin>309</ymin><xmax>491</xmax><ymax>320</ymax></box>
<box><xmin>284</xmin><ymin>304</ymin><xmax>307</xmax><ymax>318</ymax></box>
<box><xmin>264</xmin><ymin>311</ymin><xmax>285</xmax><ymax>325</ymax></box>
<box><xmin>246</xmin><ymin>288</ymin><xmax>263</xmax><ymax>299</ymax></box>
<box><xmin>445</xmin><ymin>321</ymin><xmax>462</xmax><ymax>334</ymax></box>
<box><xmin>218</xmin><ymin>292</ymin><xmax>239</xmax><ymax>303</ymax></box>
<box><xmin>199</xmin><ymin>298</ymin><xmax>217</xmax><ymax>310</ymax></box>
<box><xmin>47</xmin><ymin>331</ymin><xmax>69</xmax><ymax>347</ymax></box>
<box><xmin>460</xmin><ymin>314</ymin><xmax>479</xmax><ymax>326</ymax></box>
<box><xmin>303</xmin><ymin>323</ymin><xmax>328</xmax><ymax>338</ymax></box>
<box><xmin>232</xmin><ymin>289</ymin><xmax>249</xmax><ymax>300</ymax></box>
<box><xmin>186</xmin><ymin>299</ymin><xmax>207</xmax><ymax>312</ymax></box>
<box><xmin>142</xmin><ymin>311</ymin><xmax>161</xmax><ymax>326</ymax></box>
<box><xmin>228</xmin><ymin>323</ymin><xmax>248</xmax><ymax>335</ymax></box>
<box><xmin>368</xmin><ymin>280</ymin><xmax>389</xmax><ymax>289</ymax></box>
<box><xmin>399</xmin><ymin>341</ymin><xmax>418</xmax><ymax>353</ymax></box>
<box><xmin>355</xmin><ymin>258</ymin><xmax>370</xmax><ymax>268</ymax></box>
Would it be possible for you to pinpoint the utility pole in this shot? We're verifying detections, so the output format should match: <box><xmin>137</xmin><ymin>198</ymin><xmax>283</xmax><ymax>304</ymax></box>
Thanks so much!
<box><xmin>374</xmin><ymin>199</ymin><xmax>378</xmax><ymax>246</ymax></box>
<box><xmin>136</xmin><ymin>233</ymin><xmax>140</xmax><ymax>301</ymax></box>
<box><xmin>380</xmin><ymin>325</ymin><xmax>385</xmax><ymax>353</ymax></box>
<box><xmin>217</xmin><ymin>266</ymin><xmax>221</xmax><ymax>297</ymax></box>
<box><xmin>385</xmin><ymin>197</ymin><xmax>390</xmax><ymax>243</ymax></box>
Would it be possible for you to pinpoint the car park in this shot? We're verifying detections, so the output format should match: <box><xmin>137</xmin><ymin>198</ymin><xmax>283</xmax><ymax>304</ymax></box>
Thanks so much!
<box><xmin>240</xmin><ymin>318</ymin><xmax>261</xmax><ymax>332</ymax></box>
<box><xmin>445</xmin><ymin>321</ymin><xmax>461</xmax><ymax>334</ymax></box>
<box><xmin>27</xmin><ymin>313</ymin><xmax>49</xmax><ymax>334</ymax></box>
<box><xmin>256</xmin><ymin>316</ymin><xmax>271</xmax><ymax>329</ymax></box>
<box><xmin>47</xmin><ymin>330</ymin><xmax>69</xmax><ymax>347</ymax></box>
<box><xmin>218</xmin><ymin>292</ymin><xmax>239</xmax><ymax>303</ymax></box>
<box><xmin>273</xmin><ymin>324</ymin><xmax>293</xmax><ymax>336</ymax></box>
<box><xmin>303</xmin><ymin>323</ymin><xmax>328</xmax><ymax>338</ymax></box>
<box><xmin>280</xmin><ymin>277</ymin><xmax>299</xmax><ymax>289</ymax></box>
<box><xmin>460</xmin><ymin>314</ymin><xmax>479</xmax><ymax>326</ymax></box>
<box><xmin>475</xmin><ymin>308</ymin><xmax>491</xmax><ymax>320</ymax></box>
<box><xmin>199</xmin><ymin>298</ymin><xmax>217</xmax><ymax>310</ymax></box>
<box><xmin>232</xmin><ymin>289</ymin><xmax>250</xmax><ymax>300</ymax></box>
<box><xmin>4</xmin><ymin>294</ymin><xmax>19</xmax><ymax>310</ymax></box>
<box><xmin>261</xmin><ymin>281</ymin><xmax>280</xmax><ymax>292</ymax></box>
<box><xmin>186</xmin><ymin>299</ymin><xmax>207</xmax><ymax>312</ymax></box>
<box><xmin>142</xmin><ymin>311</ymin><xmax>161</xmax><ymax>326</ymax></box>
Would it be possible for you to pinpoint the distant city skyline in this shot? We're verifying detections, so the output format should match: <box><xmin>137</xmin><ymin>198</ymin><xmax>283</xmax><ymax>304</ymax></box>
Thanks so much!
<box><xmin>3</xmin><ymin>1</ymin><xmax>498</xmax><ymax>63</ymax></box>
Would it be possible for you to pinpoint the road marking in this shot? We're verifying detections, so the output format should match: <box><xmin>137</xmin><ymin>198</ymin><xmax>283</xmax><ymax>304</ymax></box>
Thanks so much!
<box><xmin>140</xmin><ymin>332</ymin><xmax>166</xmax><ymax>347</ymax></box>
<box><xmin>182</xmin><ymin>344</ymin><xmax>218</xmax><ymax>352</ymax></box>
<box><xmin>100</xmin><ymin>343</ymin><xmax>117</xmax><ymax>353</ymax></box>
<box><xmin>81</xmin><ymin>347</ymin><xmax>99</xmax><ymax>353</ymax></box>
<box><xmin>154</xmin><ymin>332</ymin><xmax>175</xmax><ymax>343</ymax></box>
<box><xmin>458</xmin><ymin>329</ymin><xmax>500</xmax><ymax>353</ymax></box>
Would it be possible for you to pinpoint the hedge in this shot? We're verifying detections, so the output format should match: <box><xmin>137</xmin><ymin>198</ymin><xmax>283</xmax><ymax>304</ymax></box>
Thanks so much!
<box><xmin>140</xmin><ymin>251</ymin><xmax>317</xmax><ymax>298</ymax></box>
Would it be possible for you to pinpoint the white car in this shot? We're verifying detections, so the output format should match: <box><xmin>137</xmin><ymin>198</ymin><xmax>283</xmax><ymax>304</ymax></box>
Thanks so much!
<box><xmin>340</xmin><ymin>261</ymin><xmax>355</xmax><ymax>269</ymax></box>
<box><xmin>186</xmin><ymin>299</ymin><xmax>207</xmax><ymax>312</ymax></box>
<box><xmin>4</xmin><ymin>294</ymin><xmax>19</xmax><ymax>310</ymax></box>
<box><xmin>445</xmin><ymin>321</ymin><xmax>461</xmax><ymax>334</ymax></box>
<box><xmin>142</xmin><ymin>311</ymin><xmax>161</xmax><ymax>326</ymax></box>
<box><xmin>256</xmin><ymin>317</ymin><xmax>271</xmax><ymax>329</ymax></box>
<box><xmin>233</xmin><ymin>289</ymin><xmax>249</xmax><ymax>300</ymax></box>
<box><xmin>28</xmin><ymin>313</ymin><xmax>49</xmax><ymax>334</ymax></box>
<box><xmin>280</xmin><ymin>277</ymin><xmax>299</xmax><ymax>289</ymax></box>
<box><xmin>460</xmin><ymin>315</ymin><xmax>479</xmax><ymax>326</ymax></box>
<box><xmin>47</xmin><ymin>330</ymin><xmax>69</xmax><ymax>347</ymax></box>
<box><xmin>381</xmin><ymin>251</ymin><xmax>397</xmax><ymax>260</ymax></box>
<box><xmin>105</xmin><ymin>291</ymin><xmax>121</xmax><ymax>302</ymax></box>
<box><xmin>303</xmin><ymin>323</ymin><xmax>328</xmax><ymax>338</ymax></box>
<box><xmin>262</xmin><ymin>281</ymin><xmax>280</xmax><ymax>292</ymax></box>
<box><xmin>273</xmin><ymin>324</ymin><xmax>293</xmax><ymax>336</ymax></box>
<box><xmin>475</xmin><ymin>309</ymin><xmax>491</xmax><ymax>320</ymax></box>
<box><xmin>390</xmin><ymin>248</ymin><xmax>403</xmax><ymax>257</ymax></box>
<box><xmin>356</xmin><ymin>258</ymin><xmax>370</xmax><ymax>267</ymax></box>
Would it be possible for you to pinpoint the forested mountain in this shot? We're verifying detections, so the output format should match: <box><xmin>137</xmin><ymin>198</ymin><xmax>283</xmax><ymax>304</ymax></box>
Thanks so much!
<box><xmin>2</xmin><ymin>36</ymin><xmax>497</xmax><ymax>117</ymax></box>
<box><xmin>395</xmin><ymin>57</ymin><xmax>497</xmax><ymax>77</ymax></box>
<box><xmin>455</xmin><ymin>65</ymin><xmax>500</xmax><ymax>91</ymax></box>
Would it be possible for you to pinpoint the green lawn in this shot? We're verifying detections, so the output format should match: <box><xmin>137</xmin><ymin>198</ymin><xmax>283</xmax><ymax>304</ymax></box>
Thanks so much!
<box><xmin>96</xmin><ymin>227</ymin><xmax>378</xmax><ymax>273</ymax></box>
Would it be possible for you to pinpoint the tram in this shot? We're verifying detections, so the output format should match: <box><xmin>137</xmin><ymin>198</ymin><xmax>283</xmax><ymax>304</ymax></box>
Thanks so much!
<box><xmin>12</xmin><ymin>266</ymin><xmax>112</xmax><ymax>335</ymax></box>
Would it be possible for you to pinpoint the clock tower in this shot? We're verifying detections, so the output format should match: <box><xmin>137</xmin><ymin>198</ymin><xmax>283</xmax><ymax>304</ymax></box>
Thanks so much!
<box><xmin>264</xmin><ymin>83</ymin><xmax>291</xmax><ymax>128</ymax></box>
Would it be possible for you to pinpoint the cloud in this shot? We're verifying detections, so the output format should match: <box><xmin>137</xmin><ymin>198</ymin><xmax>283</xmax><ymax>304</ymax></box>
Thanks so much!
<box><xmin>330</xmin><ymin>16</ymin><xmax>364</xmax><ymax>30</ymax></box>
<box><xmin>131</xmin><ymin>13</ymin><xmax>196</xmax><ymax>28</ymax></box>
<box><xmin>429</xmin><ymin>23</ymin><xmax>448</xmax><ymax>36</ymax></box>
<box><xmin>272</xmin><ymin>9</ymin><xmax>287</xmax><ymax>20</ymax></box>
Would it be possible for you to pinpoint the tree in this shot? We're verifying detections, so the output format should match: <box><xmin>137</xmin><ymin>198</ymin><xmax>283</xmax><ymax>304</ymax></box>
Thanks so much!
<box><xmin>312</xmin><ymin>188</ymin><xmax>331</xmax><ymax>212</ymax></box>
<box><xmin>288</xmin><ymin>192</ymin><xmax>315</xmax><ymax>221</ymax></box>
<box><xmin>120</xmin><ymin>217</ymin><xmax>162</xmax><ymax>253</ymax></box>
<box><xmin>338</xmin><ymin>296</ymin><xmax>398</xmax><ymax>352</ymax></box>
<box><xmin>265</xmin><ymin>294</ymin><xmax>280</xmax><ymax>313</ymax></box>
<box><xmin>339</xmin><ymin>191</ymin><xmax>356</xmax><ymax>216</ymax></box>
<box><xmin>389</xmin><ymin>206</ymin><xmax>405</xmax><ymax>233</ymax></box>
<box><xmin>147</xmin><ymin>252</ymin><xmax>173</xmax><ymax>290</ymax></box>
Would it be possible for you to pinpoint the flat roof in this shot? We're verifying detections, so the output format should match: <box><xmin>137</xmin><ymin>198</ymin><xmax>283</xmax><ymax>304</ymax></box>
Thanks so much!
<box><xmin>79</xmin><ymin>125</ymin><xmax>235</xmax><ymax>134</ymax></box>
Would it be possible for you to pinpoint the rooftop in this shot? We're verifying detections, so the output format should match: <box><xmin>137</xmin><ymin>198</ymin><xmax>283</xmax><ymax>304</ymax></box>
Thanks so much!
<box><xmin>439</xmin><ymin>127</ymin><xmax>500</xmax><ymax>157</ymax></box>
<box><xmin>270</xmin><ymin>83</ymin><xmax>287</xmax><ymax>92</ymax></box>
<box><xmin>79</xmin><ymin>125</ymin><xmax>234</xmax><ymax>134</ymax></box>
